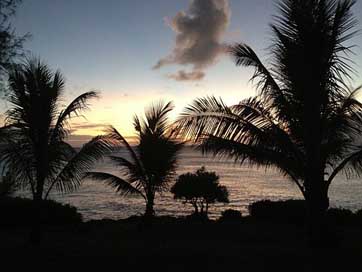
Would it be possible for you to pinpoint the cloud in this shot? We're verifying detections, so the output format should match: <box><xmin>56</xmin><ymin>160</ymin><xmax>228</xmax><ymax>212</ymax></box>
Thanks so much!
<box><xmin>67</xmin><ymin>134</ymin><xmax>138</xmax><ymax>147</ymax></box>
<box><xmin>69</xmin><ymin>122</ymin><xmax>107</xmax><ymax>134</ymax></box>
<box><xmin>71</xmin><ymin>123</ymin><xmax>106</xmax><ymax>130</ymax></box>
<box><xmin>153</xmin><ymin>0</ymin><xmax>230</xmax><ymax>81</ymax></box>
<box><xmin>66</xmin><ymin>135</ymin><xmax>94</xmax><ymax>147</ymax></box>
<box><xmin>167</xmin><ymin>70</ymin><xmax>205</xmax><ymax>81</ymax></box>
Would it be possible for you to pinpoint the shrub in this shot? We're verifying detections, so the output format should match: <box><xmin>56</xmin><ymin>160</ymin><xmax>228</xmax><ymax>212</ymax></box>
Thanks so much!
<box><xmin>354</xmin><ymin>209</ymin><xmax>362</xmax><ymax>225</ymax></box>
<box><xmin>326</xmin><ymin>208</ymin><xmax>354</xmax><ymax>225</ymax></box>
<box><xmin>185</xmin><ymin>212</ymin><xmax>209</xmax><ymax>223</ymax></box>
<box><xmin>0</xmin><ymin>197</ymin><xmax>82</xmax><ymax>227</ymax></box>
<box><xmin>248</xmin><ymin>199</ymin><xmax>306</xmax><ymax>224</ymax></box>
<box><xmin>219</xmin><ymin>209</ymin><xmax>242</xmax><ymax>223</ymax></box>
<box><xmin>171</xmin><ymin>167</ymin><xmax>229</xmax><ymax>216</ymax></box>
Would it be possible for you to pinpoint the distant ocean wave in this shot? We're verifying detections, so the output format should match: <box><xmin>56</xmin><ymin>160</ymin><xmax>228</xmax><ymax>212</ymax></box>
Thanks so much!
<box><xmin>17</xmin><ymin>147</ymin><xmax>362</xmax><ymax>221</ymax></box>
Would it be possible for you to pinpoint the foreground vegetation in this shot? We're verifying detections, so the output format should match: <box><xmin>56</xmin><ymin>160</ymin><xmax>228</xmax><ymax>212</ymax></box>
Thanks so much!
<box><xmin>2</xmin><ymin>219</ymin><xmax>361</xmax><ymax>270</ymax></box>
<box><xmin>1</xmin><ymin>199</ymin><xmax>362</xmax><ymax>270</ymax></box>
<box><xmin>0</xmin><ymin>196</ymin><xmax>82</xmax><ymax>226</ymax></box>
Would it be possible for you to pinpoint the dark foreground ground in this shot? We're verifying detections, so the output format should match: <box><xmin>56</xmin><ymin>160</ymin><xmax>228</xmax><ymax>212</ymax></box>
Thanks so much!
<box><xmin>1</xmin><ymin>216</ymin><xmax>362</xmax><ymax>271</ymax></box>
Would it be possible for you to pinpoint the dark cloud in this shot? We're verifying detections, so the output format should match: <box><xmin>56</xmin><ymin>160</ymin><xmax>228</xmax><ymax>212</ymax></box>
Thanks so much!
<box><xmin>153</xmin><ymin>0</ymin><xmax>230</xmax><ymax>81</ymax></box>
<box><xmin>67</xmin><ymin>135</ymin><xmax>94</xmax><ymax>147</ymax></box>
<box><xmin>167</xmin><ymin>70</ymin><xmax>205</xmax><ymax>81</ymax></box>
<box><xmin>68</xmin><ymin>123</ymin><xmax>107</xmax><ymax>134</ymax></box>
<box><xmin>67</xmin><ymin>135</ymin><xmax>138</xmax><ymax>147</ymax></box>
<box><xmin>71</xmin><ymin>123</ymin><xmax>106</xmax><ymax>130</ymax></box>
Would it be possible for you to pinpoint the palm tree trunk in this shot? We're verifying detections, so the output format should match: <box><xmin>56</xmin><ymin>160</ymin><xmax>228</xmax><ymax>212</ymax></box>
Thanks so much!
<box><xmin>304</xmin><ymin>160</ymin><xmax>330</xmax><ymax>246</ymax></box>
<box><xmin>35</xmin><ymin>164</ymin><xmax>46</xmax><ymax>201</ymax></box>
<box><xmin>34</xmin><ymin>174</ymin><xmax>45</xmax><ymax>201</ymax></box>
<box><xmin>305</xmin><ymin>175</ymin><xmax>329</xmax><ymax>246</ymax></box>
<box><xmin>302</xmin><ymin>75</ymin><xmax>328</xmax><ymax>246</ymax></box>
<box><xmin>31</xmin><ymin>170</ymin><xmax>46</xmax><ymax>244</ymax></box>
<box><xmin>29</xmin><ymin>197</ymin><xmax>44</xmax><ymax>245</ymax></box>
<box><xmin>34</xmin><ymin>188</ymin><xmax>43</xmax><ymax>201</ymax></box>
<box><xmin>145</xmin><ymin>192</ymin><xmax>155</xmax><ymax>218</ymax></box>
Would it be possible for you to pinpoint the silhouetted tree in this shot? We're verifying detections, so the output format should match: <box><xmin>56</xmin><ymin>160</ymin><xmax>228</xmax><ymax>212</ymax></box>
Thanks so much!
<box><xmin>0</xmin><ymin>58</ymin><xmax>112</xmax><ymax>201</ymax></box>
<box><xmin>0</xmin><ymin>0</ymin><xmax>29</xmax><ymax>77</ymax></box>
<box><xmin>171</xmin><ymin>167</ymin><xmax>229</xmax><ymax>216</ymax></box>
<box><xmin>86</xmin><ymin>101</ymin><xmax>183</xmax><ymax>218</ymax></box>
<box><xmin>176</xmin><ymin>0</ymin><xmax>361</xmax><ymax>243</ymax></box>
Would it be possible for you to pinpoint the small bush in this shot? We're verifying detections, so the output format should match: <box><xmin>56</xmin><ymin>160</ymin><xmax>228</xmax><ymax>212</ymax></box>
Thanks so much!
<box><xmin>248</xmin><ymin>200</ymin><xmax>360</xmax><ymax>226</ymax></box>
<box><xmin>0</xmin><ymin>197</ymin><xmax>82</xmax><ymax>227</ymax></box>
<box><xmin>219</xmin><ymin>209</ymin><xmax>242</xmax><ymax>223</ymax></box>
<box><xmin>171</xmin><ymin>167</ymin><xmax>229</xmax><ymax>216</ymax></box>
<box><xmin>185</xmin><ymin>212</ymin><xmax>209</xmax><ymax>223</ymax></box>
<box><xmin>326</xmin><ymin>208</ymin><xmax>354</xmax><ymax>225</ymax></box>
<box><xmin>248</xmin><ymin>200</ymin><xmax>306</xmax><ymax>224</ymax></box>
<box><xmin>354</xmin><ymin>209</ymin><xmax>362</xmax><ymax>223</ymax></box>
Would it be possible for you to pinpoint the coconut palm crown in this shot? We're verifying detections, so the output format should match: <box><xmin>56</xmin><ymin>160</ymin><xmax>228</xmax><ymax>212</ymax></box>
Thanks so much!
<box><xmin>86</xmin><ymin>101</ymin><xmax>183</xmax><ymax>217</ymax></box>
<box><xmin>0</xmin><ymin>58</ymin><xmax>112</xmax><ymax>201</ymax></box>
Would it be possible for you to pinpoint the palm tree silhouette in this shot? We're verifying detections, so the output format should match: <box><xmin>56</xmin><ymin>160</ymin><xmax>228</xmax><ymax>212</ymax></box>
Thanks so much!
<box><xmin>176</xmin><ymin>0</ymin><xmax>361</xmax><ymax>240</ymax></box>
<box><xmin>87</xmin><ymin>101</ymin><xmax>183</xmax><ymax>218</ymax></box>
<box><xmin>0</xmin><ymin>58</ymin><xmax>112</xmax><ymax>201</ymax></box>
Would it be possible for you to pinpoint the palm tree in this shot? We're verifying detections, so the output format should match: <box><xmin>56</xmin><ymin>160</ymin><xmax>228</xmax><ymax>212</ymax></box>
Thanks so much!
<box><xmin>176</xmin><ymin>0</ymin><xmax>361</xmax><ymax>239</ymax></box>
<box><xmin>0</xmin><ymin>58</ymin><xmax>112</xmax><ymax>201</ymax></box>
<box><xmin>86</xmin><ymin>101</ymin><xmax>183</xmax><ymax>218</ymax></box>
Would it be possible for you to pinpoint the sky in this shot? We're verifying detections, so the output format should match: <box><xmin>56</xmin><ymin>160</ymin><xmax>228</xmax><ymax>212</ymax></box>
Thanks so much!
<box><xmin>7</xmin><ymin>0</ymin><xmax>362</xmax><ymax>145</ymax></box>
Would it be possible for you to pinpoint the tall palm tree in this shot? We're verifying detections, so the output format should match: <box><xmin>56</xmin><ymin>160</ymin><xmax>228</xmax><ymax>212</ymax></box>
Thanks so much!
<box><xmin>176</xmin><ymin>0</ymin><xmax>362</xmax><ymax>238</ymax></box>
<box><xmin>87</xmin><ymin>101</ymin><xmax>183</xmax><ymax>217</ymax></box>
<box><xmin>0</xmin><ymin>58</ymin><xmax>112</xmax><ymax>201</ymax></box>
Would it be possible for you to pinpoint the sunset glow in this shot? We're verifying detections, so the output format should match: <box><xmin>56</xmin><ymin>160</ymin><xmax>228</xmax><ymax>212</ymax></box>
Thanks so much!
<box><xmin>7</xmin><ymin>0</ymin><xmax>362</xmax><ymax>143</ymax></box>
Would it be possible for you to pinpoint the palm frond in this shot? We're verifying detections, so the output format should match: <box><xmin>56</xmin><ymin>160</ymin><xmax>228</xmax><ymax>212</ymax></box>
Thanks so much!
<box><xmin>327</xmin><ymin>146</ymin><xmax>362</xmax><ymax>185</ymax></box>
<box><xmin>85</xmin><ymin>172</ymin><xmax>145</xmax><ymax>198</ymax></box>
<box><xmin>109</xmin><ymin>156</ymin><xmax>144</xmax><ymax>184</ymax></box>
<box><xmin>51</xmin><ymin>91</ymin><xmax>99</xmax><ymax>143</ymax></box>
<box><xmin>175</xmin><ymin>96</ymin><xmax>233</xmax><ymax>142</ymax></box>
<box><xmin>0</xmin><ymin>137</ymin><xmax>35</xmax><ymax>193</ymax></box>
<box><xmin>141</xmin><ymin>100</ymin><xmax>174</xmax><ymax>136</ymax></box>
<box><xmin>138</xmin><ymin>134</ymin><xmax>183</xmax><ymax>191</ymax></box>
<box><xmin>105</xmin><ymin>126</ymin><xmax>146</xmax><ymax>181</ymax></box>
<box><xmin>229</xmin><ymin>43</ymin><xmax>282</xmax><ymax>93</ymax></box>
<box><xmin>44</xmin><ymin>135</ymin><xmax>113</xmax><ymax>198</ymax></box>
<box><xmin>200</xmin><ymin>135</ymin><xmax>305</xmax><ymax>194</ymax></box>
<box><xmin>229</xmin><ymin>43</ymin><xmax>294</xmax><ymax>123</ymax></box>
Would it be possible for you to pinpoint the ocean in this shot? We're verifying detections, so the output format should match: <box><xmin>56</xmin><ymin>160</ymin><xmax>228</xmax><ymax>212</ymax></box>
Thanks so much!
<box><xmin>44</xmin><ymin>147</ymin><xmax>362</xmax><ymax>221</ymax></box>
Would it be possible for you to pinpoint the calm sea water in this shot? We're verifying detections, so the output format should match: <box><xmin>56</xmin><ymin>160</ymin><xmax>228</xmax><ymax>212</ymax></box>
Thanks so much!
<box><xmin>41</xmin><ymin>147</ymin><xmax>362</xmax><ymax>221</ymax></box>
